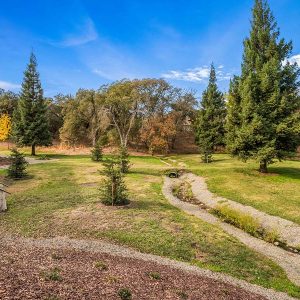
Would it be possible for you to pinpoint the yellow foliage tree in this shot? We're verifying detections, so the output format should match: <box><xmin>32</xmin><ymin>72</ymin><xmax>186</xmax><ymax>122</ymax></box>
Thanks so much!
<box><xmin>0</xmin><ymin>114</ymin><xmax>11</xmax><ymax>141</ymax></box>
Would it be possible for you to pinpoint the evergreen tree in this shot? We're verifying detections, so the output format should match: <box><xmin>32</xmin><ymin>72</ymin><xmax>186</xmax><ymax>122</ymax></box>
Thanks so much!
<box><xmin>13</xmin><ymin>53</ymin><xmax>51</xmax><ymax>155</ymax></box>
<box><xmin>226</xmin><ymin>0</ymin><xmax>300</xmax><ymax>173</ymax></box>
<box><xmin>119</xmin><ymin>145</ymin><xmax>130</xmax><ymax>173</ymax></box>
<box><xmin>7</xmin><ymin>148</ymin><xmax>28</xmax><ymax>179</ymax></box>
<box><xmin>99</xmin><ymin>159</ymin><xmax>129</xmax><ymax>206</ymax></box>
<box><xmin>91</xmin><ymin>141</ymin><xmax>103</xmax><ymax>162</ymax></box>
<box><xmin>195</xmin><ymin>64</ymin><xmax>226</xmax><ymax>163</ymax></box>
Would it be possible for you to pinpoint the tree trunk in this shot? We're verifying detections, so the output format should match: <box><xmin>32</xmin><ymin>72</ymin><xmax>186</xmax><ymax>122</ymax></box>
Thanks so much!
<box><xmin>259</xmin><ymin>160</ymin><xmax>268</xmax><ymax>173</ymax></box>
<box><xmin>31</xmin><ymin>144</ymin><xmax>36</xmax><ymax>156</ymax></box>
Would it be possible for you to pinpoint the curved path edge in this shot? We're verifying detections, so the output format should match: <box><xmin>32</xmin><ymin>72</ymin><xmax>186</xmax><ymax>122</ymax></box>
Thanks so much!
<box><xmin>162</xmin><ymin>176</ymin><xmax>300</xmax><ymax>287</ymax></box>
<box><xmin>185</xmin><ymin>173</ymin><xmax>300</xmax><ymax>249</ymax></box>
<box><xmin>0</xmin><ymin>235</ymin><xmax>295</xmax><ymax>300</ymax></box>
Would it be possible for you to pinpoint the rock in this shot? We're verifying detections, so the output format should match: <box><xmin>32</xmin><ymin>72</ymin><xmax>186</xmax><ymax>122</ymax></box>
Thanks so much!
<box><xmin>0</xmin><ymin>187</ymin><xmax>8</xmax><ymax>212</ymax></box>
<box><xmin>274</xmin><ymin>242</ymin><xmax>279</xmax><ymax>246</ymax></box>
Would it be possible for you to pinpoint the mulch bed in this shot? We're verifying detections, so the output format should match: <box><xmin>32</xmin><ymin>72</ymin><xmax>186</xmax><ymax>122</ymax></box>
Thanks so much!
<box><xmin>0</xmin><ymin>243</ymin><xmax>267</xmax><ymax>300</ymax></box>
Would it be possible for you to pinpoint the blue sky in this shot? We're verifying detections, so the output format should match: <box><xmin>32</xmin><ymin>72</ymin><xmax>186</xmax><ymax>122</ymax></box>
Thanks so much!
<box><xmin>0</xmin><ymin>0</ymin><xmax>299</xmax><ymax>98</ymax></box>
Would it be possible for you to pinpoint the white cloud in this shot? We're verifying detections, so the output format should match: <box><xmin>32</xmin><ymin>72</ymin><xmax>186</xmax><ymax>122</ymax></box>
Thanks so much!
<box><xmin>0</xmin><ymin>81</ymin><xmax>21</xmax><ymax>90</ymax></box>
<box><xmin>51</xmin><ymin>18</ymin><xmax>98</xmax><ymax>47</ymax></box>
<box><xmin>162</xmin><ymin>65</ymin><xmax>231</xmax><ymax>82</ymax></box>
<box><xmin>284</xmin><ymin>54</ymin><xmax>300</xmax><ymax>66</ymax></box>
<box><xmin>92</xmin><ymin>68</ymin><xmax>116</xmax><ymax>80</ymax></box>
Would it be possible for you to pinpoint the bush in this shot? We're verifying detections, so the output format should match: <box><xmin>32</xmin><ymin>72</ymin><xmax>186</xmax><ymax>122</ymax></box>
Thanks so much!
<box><xmin>147</xmin><ymin>271</ymin><xmax>161</xmax><ymax>280</ymax></box>
<box><xmin>42</xmin><ymin>267</ymin><xmax>62</xmax><ymax>282</ymax></box>
<box><xmin>7</xmin><ymin>148</ymin><xmax>28</xmax><ymax>179</ymax></box>
<box><xmin>91</xmin><ymin>142</ymin><xmax>103</xmax><ymax>162</ymax></box>
<box><xmin>38</xmin><ymin>154</ymin><xmax>50</xmax><ymax>160</ymax></box>
<box><xmin>94</xmin><ymin>260</ymin><xmax>108</xmax><ymax>270</ymax></box>
<box><xmin>119</xmin><ymin>146</ymin><xmax>130</xmax><ymax>173</ymax></box>
<box><xmin>201</xmin><ymin>151</ymin><xmax>213</xmax><ymax>163</ymax></box>
<box><xmin>118</xmin><ymin>288</ymin><xmax>132</xmax><ymax>300</ymax></box>
<box><xmin>99</xmin><ymin>160</ymin><xmax>129</xmax><ymax>206</ymax></box>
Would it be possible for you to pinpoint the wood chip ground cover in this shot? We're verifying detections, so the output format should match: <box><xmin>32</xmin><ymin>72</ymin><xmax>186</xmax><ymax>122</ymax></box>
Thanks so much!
<box><xmin>0</xmin><ymin>243</ymin><xmax>268</xmax><ymax>300</ymax></box>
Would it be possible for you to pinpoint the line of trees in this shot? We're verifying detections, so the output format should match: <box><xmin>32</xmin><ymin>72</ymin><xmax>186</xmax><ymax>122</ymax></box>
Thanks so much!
<box><xmin>195</xmin><ymin>0</ymin><xmax>300</xmax><ymax>172</ymax></box>
<box><xmin>0</xmin><ymin>0</ymin><xmax>299</xmax><ymax>172</ymax></box>
<box><xmin>0</xmin><ymin>68</ymin><xmax>197</xmax><ymax>155</ymax></box>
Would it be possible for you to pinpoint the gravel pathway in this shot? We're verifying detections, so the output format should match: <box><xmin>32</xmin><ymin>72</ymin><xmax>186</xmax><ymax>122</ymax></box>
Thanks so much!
<box><xmin>0</xmin><ymin>156</ymin><xmax>58</xmax><ymax>169</ymax></box>
<box><xmin>162</xmin><ymin>176</ymin><xmax>300</xmax><ymax>286</ymax></box>
<box><xmin>0</xmin><ymin>235</ymin><xmax>295</xmax><ymax>300</ymax></box>
<box><xmin>181</xmin><ymin>173</ymin><xmax>300</xmax><ymax>249</ymax></box>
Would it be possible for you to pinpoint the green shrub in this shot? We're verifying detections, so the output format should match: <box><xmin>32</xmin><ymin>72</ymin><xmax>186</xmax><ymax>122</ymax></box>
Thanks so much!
<box><xmin>38</xmin><ymin>154</ymin><xmax>50</xmax><ymax>160</ymax></box>
<box><xmin>7</xmin><ymin>148</ymin><xmax>28</xmax><ymax>179</ymax></box>
<box><xmin>99</xmin><ymin>160</ymin><xmax>129</xmax><ymax>206</ymax></box>
<box><xmin>51</xmin><ymin>253</ymin><xmax>62</xmax><ymax>260</ymax></box>
<box><xmin>176</xmin><ymin>291</ymin><xmax>188</xmax><ymax>300</ymax></box>
<box><xmin>147</xmin><ymin>271</ymin><xmax>161</xmax><ymax>280</ymax></box>
<box><xmin>201</xmin><ymin>151</ymin><xmax>213</xmax><ymax>163</ymax></box>
<box><xmin>94</xmin><ymin>260</ymin><xmax>108</xmax><ymax>270</ymax></box>
<box><xmin>42</xmin><ymin>267</ymin><xmax>62</xmax><ymax>281</ymax></box>
<box><xmin>118</xmin><ymin>288</ymin><xmax>132</xmax><ymax>300</ymax></box>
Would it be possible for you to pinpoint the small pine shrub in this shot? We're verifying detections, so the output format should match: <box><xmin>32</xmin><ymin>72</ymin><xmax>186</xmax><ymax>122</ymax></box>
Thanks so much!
<box><xmin>38</xmin><ymin>154</ymin><xmax>49</xmax><ymax>160</ymax></box>
<box><xmin>99</xmin><ymin>160</ymin><xmax>129</xmax><ymax>206</ymax></box>
<box><xmin>201</xmin><ymin>151</ymin><xmax>213</xmax><ymax>163</ymax></box>
<box><xmin>94</xmin><ymin>260</ymin><xmax>108</xmax><ymax>270</ymax></box>
<box><xmin>7</xmin><ymin>148</ymin><xmax>28</xmax><ymax>179</ymax></box>
<box><xmin>119</xmin><ymin>146</ymin><xmax>130</xmax><ymax>173</ymax></box>
<box><xmin>91</xmin><ymin>142</ymin><xmax>103</xmax><ymax>162</ymax></box>
<box><xmin>147</xmin><ymin>271</ymin><xmax>161</xmax><ymax>280</ymax></box>
<box><xmin>118</xmin><ymin>288</ymin><xmax>132</xmax><ymax>300</ymax></box>
<box><xmin>42</xmin><ymin>267</ymin><xmax>62</xmax><ymax>282</ymax></box>
<box><xmin>176</xmin><ymin>291</ymin><xmax>188</xmax><ymax>300</ymax></box>
<box><xmin>51</xmin><ymin>253</ymin><xmax>62</xmax><ymax>260</ymax></box>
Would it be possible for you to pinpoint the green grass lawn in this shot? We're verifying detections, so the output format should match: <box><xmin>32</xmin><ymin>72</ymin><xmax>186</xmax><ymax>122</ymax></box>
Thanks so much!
<box><xmin>171</xmin><ymin>154</ymin><xmax>300</xmax><ymax>225</ymax></box>
<box><xmin>0</xmin><ymin>152</ymin><xmax>299</xmax><ymax>297</ymax></box>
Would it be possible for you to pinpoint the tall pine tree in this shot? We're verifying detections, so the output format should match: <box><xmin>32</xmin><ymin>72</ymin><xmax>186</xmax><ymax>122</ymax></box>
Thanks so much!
<box><xmin>195</xmin><ymin>64</ymin><xmax>226</xmax><ymax>162</ymax></box>
<box><xmin>227</xmin><ymin>0</ymin><xmax>300</xmax><ymax>173</ymax></box>
<box><xmin>13</xmin><ymin>53</ymin><xmax>51</xmax><ymax>155</ymax></box>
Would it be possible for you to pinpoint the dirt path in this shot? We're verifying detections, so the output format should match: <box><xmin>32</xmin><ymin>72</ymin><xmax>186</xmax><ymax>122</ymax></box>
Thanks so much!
<box><xmin>0</xmin><ymin>235</ymin><xmax>295</xmax><ymax>300</ymax></box>
<box><xmin>162</xmin><ymin>176</ymin><xmax>300</xmax><ymax>287</ymax></box>
<box><xmin>0</xmin><ymin>155</ymin><xmax>58</xmax><ymax>169</ymax></box>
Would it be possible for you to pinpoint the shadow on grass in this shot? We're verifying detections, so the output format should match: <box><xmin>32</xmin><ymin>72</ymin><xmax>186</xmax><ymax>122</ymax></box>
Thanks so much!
<box><xmin>268</xmin><ymin>167</ymin><xmax>300</xmax><ymax>180</ymax></box>
<box><xmin>232</xmin><ymin>165</ymin><xmax>300</xmax><ymax>180</ymax></box>
<box><xmin>129</xmin><ymin>169</ymin><xmax>163</xmax><ymax>177</ymax></box>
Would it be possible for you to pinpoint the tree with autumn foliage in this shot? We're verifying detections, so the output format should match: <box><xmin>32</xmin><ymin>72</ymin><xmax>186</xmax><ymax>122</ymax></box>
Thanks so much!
<box><xmin>140</xmin><ymin>114</ymin><xmax>177</xmax><ymax>155</ymax></box>
<box><xmin>0</xmin><ymin>114</ymin><xmax>11</xmax><ymax>142</ymax></box>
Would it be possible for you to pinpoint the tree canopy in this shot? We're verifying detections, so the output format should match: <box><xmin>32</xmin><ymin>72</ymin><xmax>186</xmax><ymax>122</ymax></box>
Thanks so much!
<box><xmin>226</xmin><ymin>0</ymin><xmax>300</xmax><ymax>172</ymax></box>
